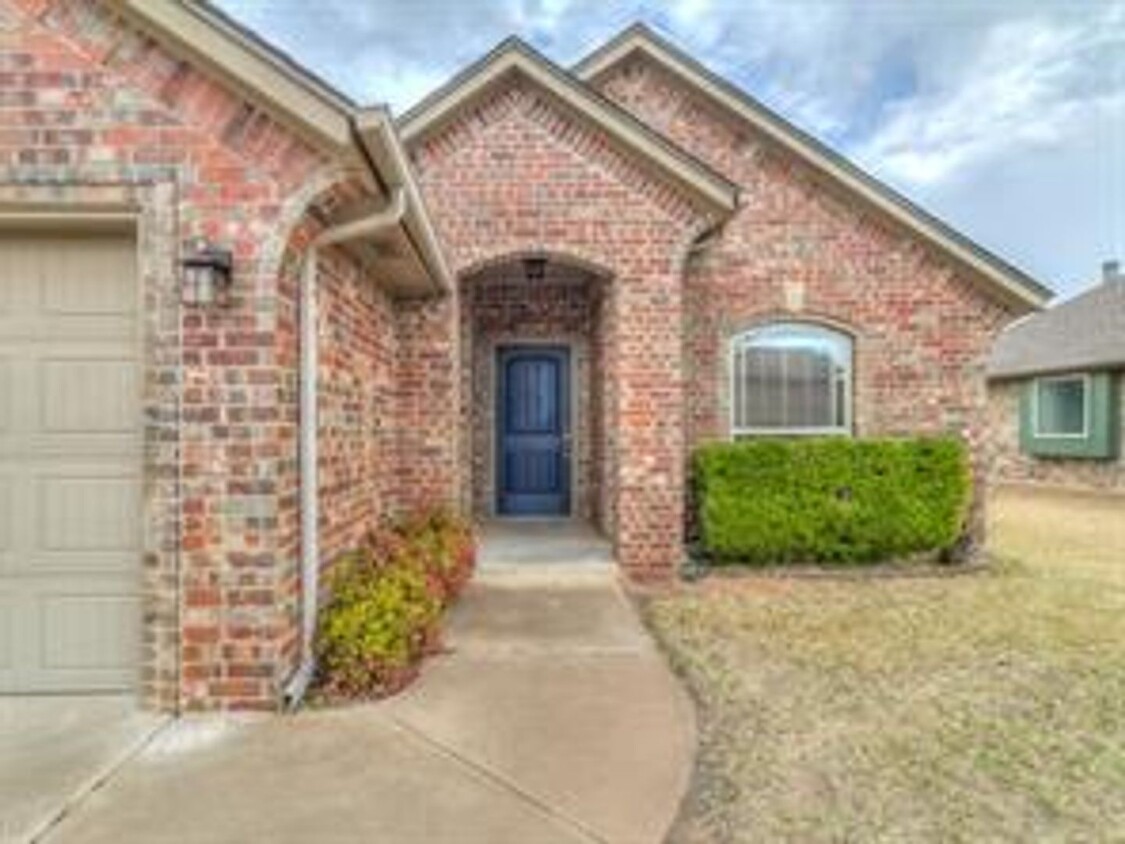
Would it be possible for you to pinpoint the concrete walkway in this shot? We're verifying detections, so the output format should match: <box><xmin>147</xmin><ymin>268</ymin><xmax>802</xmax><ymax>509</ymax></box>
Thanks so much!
<box><xmin>41</xmin><ymin>564</ymin><xmax>694</xmax><ymax>843</ymax></box>
<box><xmin>478</xmin><ymin>520</ymin><xmax>615</xmax><ymax>568</ymax></box>
<box><xmin>0</xmin><ymin>696</ymin><xmax>164</xmax><ymax>844</ymax></box>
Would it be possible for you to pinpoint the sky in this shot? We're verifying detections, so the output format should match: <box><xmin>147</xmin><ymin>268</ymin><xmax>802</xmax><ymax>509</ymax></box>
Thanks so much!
<box><xmin>215</xmin><ymin>0</ymin><xmax>1125</xmax><ymax>299</ymax></box>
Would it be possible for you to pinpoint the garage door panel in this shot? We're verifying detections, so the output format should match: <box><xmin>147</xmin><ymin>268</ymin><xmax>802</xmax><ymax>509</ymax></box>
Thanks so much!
<box><xmin>39</xmin><ymin>475</ymin><xmax>140</xmax><ymax>554</ymax></box>
<box><xmin>40</xmin><ymin>593</ymin><xmax>139</xmax><ymax>672</ymax></box>
<box><xmin>0</xmin><ymin>593</ymin><xmax>12</xmax><ymax>669</ymax></box>
<box><xmin>0</xmin><ymin>317</ymin><xmax>135</xmax><ymax>346</ymax></box>
<box><xmin>41</xmin><ymin>358</ymin><xmax>139</xmax><ymax>434</ymax></box>
<box><xmin>0</xmin><ymin>357</ymin><xmax>9</xmax><ymax>432</ymax></box>
<box><xmin>0</xmin><ymin>232</ymin><xmax>140</xmax><ymax>693</ymax></box>
<box><xmin>39</xmin><ymin>239</ymin><xmax>136</xmax><ymax>316</ymax></box>
<box><xmin>0</xmin><ymin>475</ymin><xmax>9</xmax><ymax>551</ymax></box>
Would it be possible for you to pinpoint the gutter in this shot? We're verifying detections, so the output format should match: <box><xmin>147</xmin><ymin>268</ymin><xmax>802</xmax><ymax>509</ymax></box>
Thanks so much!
<box><xmin>355</xmin><ymin>106</ymin><xmax>453</xmax><ymax>294</ymax></box>
<box><xmin>281</xmin><ymin>107</ymin><xmax>448</xmax><ymax>709</ymax></box>
<box><xmin>282</xmin><ymin>184</ymin><xmax>407</xmax><ymax>709</ymax></box>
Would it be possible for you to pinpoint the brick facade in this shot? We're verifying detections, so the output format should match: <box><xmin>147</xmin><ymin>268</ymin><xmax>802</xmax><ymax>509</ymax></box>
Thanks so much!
<box><xmin>987</xmin><ymin>377</ymin><xmax>1125</xmax><ymax>492</ymax></box>
<box><xmin>4</xmin><ymin>3</ymin><xmax>1039</xmax><ymax>711</ymax></box>
<box><xmin>0</xmin><ymin>0</ymin><xmax>419</xmax><ymax>711</ymax></box>
<box><xmin>406</xmin><ymin>80</ymin><xmax>716</xmax><ymax>579</ymax></box>
<box><xmin>591</xmin><ymin>56</ymin><xmax>1025</xmax><ymax>541</ymax></box>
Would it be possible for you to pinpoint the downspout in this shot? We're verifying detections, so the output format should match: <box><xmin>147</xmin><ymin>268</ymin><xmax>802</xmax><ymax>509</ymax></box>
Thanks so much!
<box><xmin>283</xmin><ymin>185</ymin><xmax>406</xmax><ymax>709</ymax></box>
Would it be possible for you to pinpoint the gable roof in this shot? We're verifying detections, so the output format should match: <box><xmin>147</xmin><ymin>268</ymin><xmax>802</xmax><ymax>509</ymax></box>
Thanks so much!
<box><xmin>575</xmin><ymin>23</ymin><xmax>1053</xmax><ymax>310</ymax></box>
<box><xmin>988</xmin><ymin>277</ymin><xmax>1125</xmax><ymax>379</ymax></box>
<box><xmin>107</xmin><ymin>0</ymin><xmax>450</xmax><ymax>293</ymax></box>
<box><xmin>114</xmin><ymin>0</ymin><xmax>357</xmax><ymax>153</ymax></box>
<box><xmin>397</xmin><ymin>38</ymin><xmax>740</xmax><ymax>216</ymax></box>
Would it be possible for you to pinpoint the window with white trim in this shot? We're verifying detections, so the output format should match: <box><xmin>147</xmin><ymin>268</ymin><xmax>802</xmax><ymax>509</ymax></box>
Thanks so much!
<box><xmin>730</xmin><ymin>322</ymin><xmax>853</xmax><ymax>435</ymax></box>
<box><xmin>1033</xmin><ymin>375</ymin><xmax>1088</xmax><ymax>438</ymax></box>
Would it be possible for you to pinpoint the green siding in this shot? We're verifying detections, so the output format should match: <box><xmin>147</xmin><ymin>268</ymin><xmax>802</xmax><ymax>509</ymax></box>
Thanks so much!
<box><xmin>1020</xmin><ymin>372</ymin><xmax>1119</xmax><ymax>459</ymax></box>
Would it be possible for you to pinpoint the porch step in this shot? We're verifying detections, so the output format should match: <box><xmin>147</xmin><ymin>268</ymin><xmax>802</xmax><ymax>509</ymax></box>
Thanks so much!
<box><xmin>476</xmin><ymin>519</ymin><xmax>614</xmax><ymax>568</ymax></box>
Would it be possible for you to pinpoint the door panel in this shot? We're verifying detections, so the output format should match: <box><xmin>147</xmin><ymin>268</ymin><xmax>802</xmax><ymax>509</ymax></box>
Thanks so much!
<box><xmin>0</xmin><ymin>233</ymin><xmax>140</xmax><ymax>693</ymax></box>
<box><xmin>497</xmin><ymin>347</ymin><xmax>570</xmax><ymax>516</ymax></box>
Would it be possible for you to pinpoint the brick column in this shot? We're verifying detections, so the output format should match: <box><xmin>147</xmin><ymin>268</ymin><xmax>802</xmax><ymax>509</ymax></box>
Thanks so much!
<box><xmin>611</xmin><ymin>266</ymin><xmax>686</xmax><ymax>580</ymax></box>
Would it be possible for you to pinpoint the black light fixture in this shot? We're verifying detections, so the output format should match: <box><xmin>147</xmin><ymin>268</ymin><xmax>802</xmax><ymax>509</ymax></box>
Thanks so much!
<box><xmin>181</xmin><ymin>239</ymin><xmax>234</xmax><ymax>306</ymax></box>
<box><xmin>522</xmin><ymin>255</ymin><xmax>547</xmax><ymax>282</ymax></box>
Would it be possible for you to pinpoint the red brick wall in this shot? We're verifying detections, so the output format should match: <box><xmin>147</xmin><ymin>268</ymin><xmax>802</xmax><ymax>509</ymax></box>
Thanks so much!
<box><xmin>0</xmin><ymin>0</ymin><xmax>397</xmax><ymax>711</ymax></box>
<box><xmin>407</xmin><ymin>79</ymin><xmax>715</xmax><ymax>578</ymax></box>
<box><xmin>593</xmin><ymin>57</ymin><xmax>1028</xmax><ymax>543</ymax></box>
<box><xmin>388</xmin><ymin>294</ymin><xmax>462</xmax><ymax>516</ymax></box>
<box><xmin>314</xmin><ymin>251</ymin><xmax>397</xmax><ymax>561</ymax></box>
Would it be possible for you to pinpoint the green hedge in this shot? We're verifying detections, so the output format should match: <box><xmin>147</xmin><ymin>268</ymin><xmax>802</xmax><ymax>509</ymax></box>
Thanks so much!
<box><xmin>694</xmin><ymin>437</ymin><xmax>972</xmax><ymax>565</ymax></box>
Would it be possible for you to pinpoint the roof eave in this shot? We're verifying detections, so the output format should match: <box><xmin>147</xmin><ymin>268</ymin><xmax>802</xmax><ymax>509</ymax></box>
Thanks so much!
<box><xmin>107</xmin><ymin>1</ymin><xmax>452</xmax><ymax>297</ymax></box>
<box><xmin>988</xmin><ymin>360</ymin><xmax>1125</xmax><ymax>381</ymax></box>
<box><xmin>356</xmin><ymin>108</ymin><xmax>454</xmax><ymax>295</ymax></box>
<box><xmin>575</xmin><ymin>26</ymin><xmax>1053</xmax><ymax>310</ymax></box>
<box><xmin>112</xmin><ymin>0</ymin><xmax>356</xmax><ymax>154</ymax></box>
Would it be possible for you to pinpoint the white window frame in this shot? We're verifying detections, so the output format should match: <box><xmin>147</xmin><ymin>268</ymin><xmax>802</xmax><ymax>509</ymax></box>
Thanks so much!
<box><xmin>728</xmin><ymin>323</ymin><xmax>853</xmax><ymax>437</ymax></box>
<box><xmin>1032</xmin><ymin>373</ymin><xmax>1090</xmax><ymax>439</ymax></box>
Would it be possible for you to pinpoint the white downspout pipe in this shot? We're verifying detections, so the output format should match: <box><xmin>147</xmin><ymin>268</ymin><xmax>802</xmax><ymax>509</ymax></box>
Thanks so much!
<box><xmin>283</xmin><ymin>186</ymin><xmax>406</xmax><ymax>709</ymax></box>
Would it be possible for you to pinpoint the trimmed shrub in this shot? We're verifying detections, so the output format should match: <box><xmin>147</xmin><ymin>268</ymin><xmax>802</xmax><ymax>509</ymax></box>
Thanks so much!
<box><xmin>694</xmin><ymin>437</ymin><xmax>972</xmax><ymax>565</ymax></box>
<box><xmin>314</xmin><ymin>510</ymin><xmax>475</xmax><ymax>701</ymax></box>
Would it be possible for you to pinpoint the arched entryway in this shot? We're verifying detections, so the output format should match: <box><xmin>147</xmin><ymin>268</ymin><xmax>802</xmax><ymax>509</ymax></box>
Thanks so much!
<box><xmin>459</xmin><ymin>254</ymin><xmax>613</xmax><ymax>541</ymax></box>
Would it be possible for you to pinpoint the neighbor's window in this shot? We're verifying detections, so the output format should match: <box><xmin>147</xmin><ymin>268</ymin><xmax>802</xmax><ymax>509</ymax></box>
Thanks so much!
<box><xmin>1033</xmin><ymin>375</ymin><xmax>1088</xmax><ymax>438</ymax></box>
<box><xmin>730</xmin><ymin>322</ymin><xmax>853</xmax><ymax>435</ymax></box>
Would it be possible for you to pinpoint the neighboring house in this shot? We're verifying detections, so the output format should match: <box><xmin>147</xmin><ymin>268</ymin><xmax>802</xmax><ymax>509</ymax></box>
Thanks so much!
<box><xmin>988</xmin><ymin>262</ymin><xmax>1124</xmax><ymax>491</ymax></box>
<box><xmin>0</xmin><ymin>1</ymin><xmax>1050</xmax><ymax>712</ymax></box>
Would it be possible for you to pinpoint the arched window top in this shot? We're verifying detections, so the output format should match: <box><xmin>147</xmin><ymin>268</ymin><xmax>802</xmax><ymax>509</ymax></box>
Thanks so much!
<box><xmin>730</xmin><ymin>322</ymin><xmax>853</xmax><ymax>435</ymax></box>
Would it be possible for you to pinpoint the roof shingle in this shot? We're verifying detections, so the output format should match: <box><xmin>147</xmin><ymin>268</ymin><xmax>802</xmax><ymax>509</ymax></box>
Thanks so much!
<box><xmin>988</xmin><ymin>277</ymin><xmax>1125</xmax><ymax>379</ymax></box>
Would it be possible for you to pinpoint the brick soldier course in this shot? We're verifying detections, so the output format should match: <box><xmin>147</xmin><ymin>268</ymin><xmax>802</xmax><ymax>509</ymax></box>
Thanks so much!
<box><xmin>1</xmin><ymin>3</ymin><xmax>1051</xmax><ymax>711</ymax></box>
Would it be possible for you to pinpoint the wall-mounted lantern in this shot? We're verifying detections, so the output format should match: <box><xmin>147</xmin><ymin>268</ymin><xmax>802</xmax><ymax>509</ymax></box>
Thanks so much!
<box><xmin>181</xmin><ymin>240</ymin><xmax>233</xmax><ymax>306</ymax></box>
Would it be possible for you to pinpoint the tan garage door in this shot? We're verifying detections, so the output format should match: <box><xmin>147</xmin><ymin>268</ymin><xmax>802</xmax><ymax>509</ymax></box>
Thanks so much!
<box><xmin>0</xmin><ymin>231</ymin><xmax>141</xmax><ymax>692</ymax></box>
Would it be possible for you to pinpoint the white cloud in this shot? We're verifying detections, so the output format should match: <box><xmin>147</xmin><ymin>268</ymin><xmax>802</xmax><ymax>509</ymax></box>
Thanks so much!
<box><xmin>856</xmin><ymin>11</ymin><xmax>1125</xmax><ymax>187</ymax></box>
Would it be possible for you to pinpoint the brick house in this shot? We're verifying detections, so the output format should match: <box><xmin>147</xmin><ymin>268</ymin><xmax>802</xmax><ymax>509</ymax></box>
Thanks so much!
<box><xmin>987</xmin><ymin>261</ymin><xmax>1123</xmax><ymax>492</ymax></box>
<box><xmin>0</xmin><ymin>2</ymin><xmax>1050</xmax><ymax>712</ymax></box>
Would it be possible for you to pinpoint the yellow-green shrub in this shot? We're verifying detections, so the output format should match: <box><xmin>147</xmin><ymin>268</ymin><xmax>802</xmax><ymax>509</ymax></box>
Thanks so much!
<box><xmin>314</xmin><ymin>510</ymin><xmax>476</xmax><ymax>701</ymax></box>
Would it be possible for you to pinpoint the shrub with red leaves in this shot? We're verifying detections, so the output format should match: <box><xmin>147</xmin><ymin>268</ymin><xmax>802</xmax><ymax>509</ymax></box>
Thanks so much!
<box><xmin>312</xmin><ymin>509</ymin><xmax>476</xmax><ymax>703</ymax></box>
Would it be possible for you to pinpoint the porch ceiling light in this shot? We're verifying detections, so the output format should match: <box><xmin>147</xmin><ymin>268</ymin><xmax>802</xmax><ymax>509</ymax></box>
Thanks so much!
<box><xmin>181</xmin><ymin>239</ymin><xmax>234</xmax><ymax>306</ymax></box>
<box><xmin>523</xmin><ymin>256</ymin><xmax>547</xmax><ymax>282</ymax></box>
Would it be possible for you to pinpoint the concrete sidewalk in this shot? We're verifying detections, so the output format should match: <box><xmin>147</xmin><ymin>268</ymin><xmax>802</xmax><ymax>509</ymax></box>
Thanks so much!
<box><xmin>42</xmin><ymin>568</ymin><xmax>695</xmax><ymax>844</ymax></box>
<box><xmin>0</xmin><ymin>696</ymin><xmax>164</xmax><ymax>844</ymax></box>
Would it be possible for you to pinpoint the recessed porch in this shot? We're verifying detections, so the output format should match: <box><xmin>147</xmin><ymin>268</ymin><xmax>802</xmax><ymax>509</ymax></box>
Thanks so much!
<box><xmin>460</xmin><ymin>255</ymin><xmax>614</xmax><ymax>552</ymax></box>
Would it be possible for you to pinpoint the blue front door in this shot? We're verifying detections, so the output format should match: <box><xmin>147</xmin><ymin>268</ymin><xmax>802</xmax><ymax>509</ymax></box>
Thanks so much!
<box><xmin>497</xmin><ymin>346</ymin><xmax>570</xmax><ymax>516</ymax></box>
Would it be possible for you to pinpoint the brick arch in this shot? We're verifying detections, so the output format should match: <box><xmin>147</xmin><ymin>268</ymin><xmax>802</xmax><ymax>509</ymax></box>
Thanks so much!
<box><xmin>456</xmin><ymin>250</ymin><xmax>615</xmax><ymax>529</ymax></box>
<box><xmin>724</xmin><ymin>310</ymin><xmax>864</xmax><ymax>343</ymax></box>
<box><xmin>458</xmin><ymin>249</ymin><xmax>615</xmax><ymax>286</ymax></box>
<box><xmin>265</xmin><ymin>167</ymin><xmax>374</xmax><ymax>281</ymax></box>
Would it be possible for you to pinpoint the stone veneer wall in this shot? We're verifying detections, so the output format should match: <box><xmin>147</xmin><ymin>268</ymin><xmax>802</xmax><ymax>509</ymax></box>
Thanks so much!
<box><xmin>987</xmin><ymin>376</ymin><xmax>1125</xmax><ymax>492</ymax></box>
<box><xmin>592</xmin><ymin>56</ymin><xmax>1029</xmax><ymax>544</ymax></box>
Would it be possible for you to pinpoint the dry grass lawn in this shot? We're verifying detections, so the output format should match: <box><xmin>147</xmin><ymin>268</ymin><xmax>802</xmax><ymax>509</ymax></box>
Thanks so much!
<box><xmin>646</xmin><ymin>486</ymin><xmax>1125</xmax><ymax>842</ymax></box>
